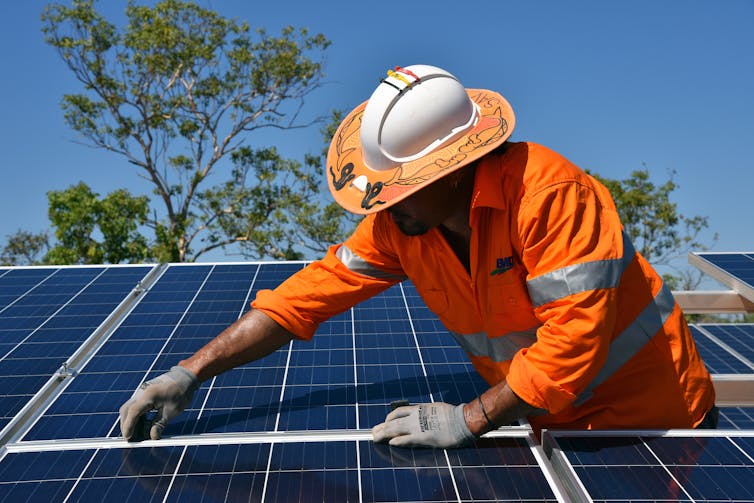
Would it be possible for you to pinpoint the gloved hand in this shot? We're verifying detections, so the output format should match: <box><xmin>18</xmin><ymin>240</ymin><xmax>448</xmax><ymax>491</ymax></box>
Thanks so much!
<box><xmin>371</xmin><ymin>402</ymin><xmax>475</xmax><ymax>448</ymax></box>
<box><xmin>119</xmin><ymin>365</ymin><xmax>199</xmax><ymax>441</ymax></box>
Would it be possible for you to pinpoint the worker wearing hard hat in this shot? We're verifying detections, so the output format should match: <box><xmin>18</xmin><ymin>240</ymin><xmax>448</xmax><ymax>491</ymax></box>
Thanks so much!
<box><xmin>120</xmin><ymin>65</ymin><xmax>717</xmax><ymax>448</ymax></box>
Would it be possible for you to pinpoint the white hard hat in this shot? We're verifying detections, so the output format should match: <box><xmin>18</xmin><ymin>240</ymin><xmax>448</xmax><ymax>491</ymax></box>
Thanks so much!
<box><xmin>327</xmin><ymin>64</ymin><xmax>515</xmax><ymax>214</ymax></box>
<box><xmin>360</xmin><ymin>65</ymin><xmax>480</xmax><ymax>172</ymax></box>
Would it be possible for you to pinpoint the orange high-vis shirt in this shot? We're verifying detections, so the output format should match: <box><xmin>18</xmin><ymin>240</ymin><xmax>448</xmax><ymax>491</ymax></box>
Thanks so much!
<box><xmin>253</xmin><ymin>142</ymin><xmax>715</xmax><ymax>431</ymax></box>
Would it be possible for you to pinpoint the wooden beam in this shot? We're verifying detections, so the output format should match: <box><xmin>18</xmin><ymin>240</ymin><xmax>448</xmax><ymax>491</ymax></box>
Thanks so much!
<box><xmin>673</xmin><ymin>290</ymin><xmax>754</xmax><ymax>314</ymax></box>
<box><xmin>712</xmin><ymin>374</ymin><xmax>754</xmax><ymax>407</ymax></box>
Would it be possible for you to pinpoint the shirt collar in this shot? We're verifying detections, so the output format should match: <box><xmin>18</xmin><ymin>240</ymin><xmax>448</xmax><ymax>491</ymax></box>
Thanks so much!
<box><xmin>471</xmin><ymin>152</ymin><xmax>507</xmax><ymax>211</ymax></box>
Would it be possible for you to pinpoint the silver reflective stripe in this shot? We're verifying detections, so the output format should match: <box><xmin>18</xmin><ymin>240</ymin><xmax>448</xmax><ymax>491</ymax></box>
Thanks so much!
<box><xmin>573</xmin><ymin>283</ymin><xmax>676</xmax><ymax>406</ymax></box>
<box><xmin>451</xmin><ymin>327</ymin><xmax>539</xmax><ymax>362</ymax></box>
<box><xmin>335</xmin><ymin>245</ymin><xmax>407</xmax><ymax>281</ymax></box>
<box><xmin>527</xmin><ymin>232</ymin><xmax>636</xmax><ymax>307</ymax></box>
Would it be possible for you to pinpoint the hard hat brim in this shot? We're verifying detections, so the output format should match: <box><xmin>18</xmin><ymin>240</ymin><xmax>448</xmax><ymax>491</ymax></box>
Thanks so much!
<box><xmin>326</xmin><ymin>88</ymin><xmax>515</xmax><ymax>214</ymax></box>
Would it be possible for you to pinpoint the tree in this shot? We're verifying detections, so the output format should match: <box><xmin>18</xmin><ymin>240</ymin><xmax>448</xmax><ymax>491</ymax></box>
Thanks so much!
<box><xmin>0</xmin><ymin>183</ymin><xmax>149</xmax><ymax>266</ymax></box>
<box><xmin>0</xmin><ymin>231</ymin><xmax>49</xmax><ymax>266</ymax></box>
<box><xmin>590</xmin><ymin>167</ymin><xmax>717</xmax><ymax>290</ymax></box>
<box><xmin>45</xmin><ymin>182</ymin><xmax>150</xmax><ymax>264</ymax></box>
<box><xmin>41</xmin><ymin>0</ymin><xmax>353</xmax><ymax>262</ymax></box>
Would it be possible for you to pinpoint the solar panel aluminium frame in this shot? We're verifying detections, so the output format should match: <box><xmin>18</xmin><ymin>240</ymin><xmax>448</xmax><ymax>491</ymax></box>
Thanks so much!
<box><xmin>542</xmin><ymin>429</ymin><xmax>754</xmax><ymax>503</ymax></box>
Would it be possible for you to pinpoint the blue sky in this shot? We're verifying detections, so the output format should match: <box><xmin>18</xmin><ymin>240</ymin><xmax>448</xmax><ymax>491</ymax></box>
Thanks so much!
<box><xmin>1</xmin><ymin>1</ymin><xmax>752</xmax><ymax>270</ymax></box>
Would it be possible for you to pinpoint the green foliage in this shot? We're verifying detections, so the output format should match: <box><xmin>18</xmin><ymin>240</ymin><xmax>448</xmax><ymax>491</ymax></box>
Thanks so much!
<box><xmin>97</xmin><ymin>188</ymin><xmax>151</xmax><ymax>262</ymax></box>
<box><xmin>45</xmin><ymin>182</ymin><xmax>149</xmax><ymax>264</ymax></box>
<box><xmin>588</xmin><ymin>168</ymin><xmax>735</xmax><ymax>322</ymax></box>
<box><xmin>41</xmin><ymin>0</ymin><xmax>350</xmax><ymax>262</ymax></box>
<box><xmin>590</xmin><ymin>167</ymin><xmax>716</xmax><ymax>289</ymax></box>
<box><xmin>0</xmin><ymin>231</ymin><xmax>50</xmax><ymax>266</ymax></box>
<box><xmin>591</xmin><ymin>167</ymin><xmax>714</xmax><ymax>265</ymax></box>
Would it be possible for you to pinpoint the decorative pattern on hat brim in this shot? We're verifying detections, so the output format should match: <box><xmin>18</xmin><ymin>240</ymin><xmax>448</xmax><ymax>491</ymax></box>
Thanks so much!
<box><xmin>327</xmin><ymin>88</ymin><xmax>515</xmax><ymax>215</ymax></box>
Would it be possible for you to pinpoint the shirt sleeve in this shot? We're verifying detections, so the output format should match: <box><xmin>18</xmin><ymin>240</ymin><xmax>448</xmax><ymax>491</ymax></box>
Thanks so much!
<box><xmin>505</xmin><ymin>177</ymin><xmax>624</xmax><ymax>413</ymax></box>
<box><xmin>252</xmin><ymin>214</ymin><xmax>405</xmax><ymax>340</ymax></box>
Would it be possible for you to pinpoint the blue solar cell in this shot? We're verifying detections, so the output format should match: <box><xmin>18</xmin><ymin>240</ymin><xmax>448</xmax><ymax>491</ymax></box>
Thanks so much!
<box><xmin>107</xmin><ymin>324</ymin><xmax>176</xmax><ymax>341</ymax></box>
<box><xmin>285</xmin><ymin>364</ymin><xmax>354</xmax><ymax>386</ymax></box>
<box><xmin>79</xmin><ymin>355</ymin><xmax>155</xmax><ymax>373</ymax></box>
<box><xmin>0</xmin><ymin>374</ymin><xmax>49</xmax><ymax>394</ymax></box>
<box><xmin>646</xmin><ymin>435</ymin><xmax>752</xmax><ymax>465</ymax></box>
<box><xmin>697</xmin><ymin>252</ymin><xmax>754</xmax><ymax>289</ymax></box>
<box><xmin>203</xmin><ymin>385</ymin><xmax>281</xmax><ymax>409</ymax></box>
<box><xmin>191</xmin><ymin>406</ymin><xmax>277</xmax><ymax>434</ymax></box>
<box><xmin>22</xmin><ymin>327</ymin><xmax>86</xmax><ymax>343</ymax></box>
<box><xmin>213</xmin><ymin>366</ymin><xmax>287</xmax><ymax>387</ymax></box>
<box><xmin>691</xmin><ymin>325</ymin><xmax>754</xmax><ymax>373</ymax></box>
<box><xmin>301</xmin><ymin>348</ymin><xmax>353</xmax><ymax>367</ymax></box>
<box><xmin>550</xmin><ymin>433</ymin><xmax>754</xmax><ymax>503</ymax></box>
<box><xmin>74</xmin><ymin>476</ymin><xmax>174</xmax><ymax>502</ymax></box>
<box><xmin>0</xmin><ymin>358</ymin><xmax>63</xmax><ymax>376</ymax></box>
<box><xmin>0</xmin><ymin>450</ymin><xmax>94</xmax><ymax>482</ymax></box>
<box><xmin>719</xmin><ymin>407</ymin><xmax>754</xmax><ymax>429</ymax></box>
<box><xmin>0</xmin><ymin>328</ymin><xmax>31</xmax><ymax>345</ymax></box>
<box><xmin>8</xmin><ymin>341</ymin><xmax>80</xmax><ymax>358</ymax></box>
<box><xmin>698</xmin><ymin>324</ymin><xmax>754</xmax><ymax>367</ymax></box>
<box><xmin>64</xmin><ymin>370</ymin><xmax>145</xmax><ymax>392</ymax></box>
<box><xmin>95</xmin><ymin>339</ymin><xmax>168</xmax><ymax>356</ymax></box>
<box><xmin>169</xmin><ymin>447</ymin><xmax>269</xmax><ymax>501</ymax></box>
<box><xmin>117</xmin><ymin>311</ymin><xmax>187</xmax><ymax>326</ymax></box>
<box><xmin>425</xmin><ymin>369</ymin><xmax>488</xmax><ymax>404</ymax></box>
<box><xmin>281</xmin><ymin>382</ymin><xmax>356</xmax><ymax>408</ymax></box>
<box><xmin>555</xmin><ymin>436</ymin><xmax>656</xmax><ymax>466</ymax></box>
<box><xmin>0</xmin><ymin>480</ymin><xmax>77</xmax><ymax>502</ymax></box>
<box><xmin>59</xmin><ymin>446</ymin><xmax>184</xmax><ymax>501</ymax></box>
<box><xmin>738</xmin><ymin>436</ymin><xmax>754</xmax><ymax>455</ymax></box>
<box><xmin>1</xmin><ymin>303</ymin><xmax>62</xmax><ymax>318</ymax></box>
<box><xmin>363</xmin><ymin>438</ymin><xmax>558</xmax><ymax>502</ymax></box>
<box><xmin>28</xmin><ymin>411</ymin><xmax>117</xmax><ymax>440</ymax></box>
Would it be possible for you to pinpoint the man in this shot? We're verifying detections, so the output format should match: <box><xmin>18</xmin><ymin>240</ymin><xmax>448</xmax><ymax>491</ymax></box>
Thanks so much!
<box><xmin>119</xmin><ymin>64</ymin><xmax>716</xmax><ymax>448</ymax></box>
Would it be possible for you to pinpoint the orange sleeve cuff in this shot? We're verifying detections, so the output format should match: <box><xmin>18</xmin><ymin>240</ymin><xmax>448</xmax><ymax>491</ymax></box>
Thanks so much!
<box><xmin>251</xmin><ymin>289</ymin><xmax>318</xmax><ymax>341</ymax></box>
<box><xmin>250</xmin><ymin>243</ymin><xmax>400</xmax><ymax>342</ymax></box>
<box><xmin>507</xmin><ymin>349</ymin><xmax>577</xmax><ymax>413</ymax></box>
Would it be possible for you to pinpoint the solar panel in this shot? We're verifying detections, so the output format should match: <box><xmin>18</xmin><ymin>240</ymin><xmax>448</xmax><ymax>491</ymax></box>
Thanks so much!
<box><xmin>0</xmin><ymin>435</ymin><xmax>562</xmax><ymax>502</ymax></box>
<box><xmin>1</xmin><ymin>261</ymin><xmax>753</xmax><ymax>502</ymax></box>
<box><xmin>544</xmin><ymin>431</ymin><xmax>754</xmax><ymax>503</ymax></box>
<box><xmin>690</xmin><ymin>252</ymin><xmax>754</xmax><ymax>302</ymax></box>
<box><xmin>0</xmin><ymin>266</ymin><xmax>153</xmax><ymax>433</ymax></box>
<box><xmin>0</xmin><ymin>263</ymin><xmax>566</xmax><ymax>501</ymax></box>
<box><xmin>22</xmin><ymin>263</ymin><xmax>267</xmax><ymax>441</ymax></box>
<box><xmin>18</xmin><ymin>264</ymin><xmax>492</xmax><ymax>442</ymax></box>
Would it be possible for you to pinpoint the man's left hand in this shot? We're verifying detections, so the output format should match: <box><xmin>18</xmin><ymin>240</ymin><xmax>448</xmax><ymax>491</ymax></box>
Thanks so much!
<box><xmin>372</xmin><ymin>402</ymin><xmax>475</xmax><ymax>448</ymax></box>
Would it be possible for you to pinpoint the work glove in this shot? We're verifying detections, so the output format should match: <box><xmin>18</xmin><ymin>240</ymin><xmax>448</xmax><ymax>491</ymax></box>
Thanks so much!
<box><xmin>119</xmin><ymin>365</ymin><xmax>199</xmax><ymax>441</ymax></box>
<box><xmin>371</xmin><ymin>402</ymin><xmax>475</xmax><ymax>448</ymax></box>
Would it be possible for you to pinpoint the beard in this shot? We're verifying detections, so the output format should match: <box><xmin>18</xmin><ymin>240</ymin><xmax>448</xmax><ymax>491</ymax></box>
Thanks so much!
<box><xmin>389</xmin><ymin>211</ymin><xmax>430</xmax><ymax>236</ymax></box>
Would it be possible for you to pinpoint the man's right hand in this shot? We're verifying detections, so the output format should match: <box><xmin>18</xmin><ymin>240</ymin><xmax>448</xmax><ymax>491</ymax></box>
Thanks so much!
<box><xmin>119</xmin><ymin>365</ymin><xmax>199</xmax><ymax>441</ymax></box>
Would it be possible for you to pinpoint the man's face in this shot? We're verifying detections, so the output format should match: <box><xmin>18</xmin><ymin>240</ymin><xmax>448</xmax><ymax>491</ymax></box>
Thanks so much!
<box><xmin>386</xmin><ymin>175</ymin><xmax>459</xmax><ymax>236</ymax></box>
